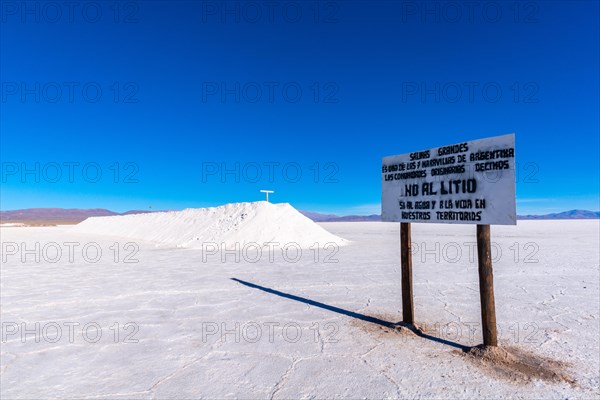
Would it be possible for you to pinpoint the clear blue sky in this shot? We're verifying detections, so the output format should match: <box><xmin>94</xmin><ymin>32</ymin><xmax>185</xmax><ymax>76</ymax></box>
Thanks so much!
<box><xmin>1</xmin><ymin>1</ymin><xmax>598</xmax><ymax>215</ymax></box>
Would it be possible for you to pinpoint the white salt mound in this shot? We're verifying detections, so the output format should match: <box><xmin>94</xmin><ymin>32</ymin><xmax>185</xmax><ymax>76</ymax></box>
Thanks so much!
<box><xmin>71</xmin><ymin>201</ymin><xmax>347</xmax><ymax>249</ymax></box>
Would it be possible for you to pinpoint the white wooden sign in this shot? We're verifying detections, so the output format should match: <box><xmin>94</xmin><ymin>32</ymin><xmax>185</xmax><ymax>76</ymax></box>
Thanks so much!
<box><xmin>382</xmin><ymin>134</ymin><xmax>516</xmax><ymax>225</ymax></box>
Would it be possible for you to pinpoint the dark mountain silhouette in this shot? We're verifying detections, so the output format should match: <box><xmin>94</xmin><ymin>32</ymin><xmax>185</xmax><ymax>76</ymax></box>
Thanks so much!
<box><xmin>0</xmin><ymin>208</ymin><xmax>156</xmax><ymax>224</ymax></box>
<box><xmin>299</xmin><ymin>211</ymin><xmax>381</xmax><ymax>222</ymax></box>
<box><xmin>517</xmin><ymin>209</ymin><xmax>600</xmax><ymax>220</ymax></box>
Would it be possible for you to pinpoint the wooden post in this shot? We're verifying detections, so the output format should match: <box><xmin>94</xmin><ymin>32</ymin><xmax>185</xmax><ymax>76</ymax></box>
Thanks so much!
<box><xmin>477</xmin><ymin>224</ymin><xmax>498</xmax><ymax>346</ymax></box>
<box><xmin>400</xmin><ymin>222</ymin><xmax>414</xmax><ymax>325</ymax></box>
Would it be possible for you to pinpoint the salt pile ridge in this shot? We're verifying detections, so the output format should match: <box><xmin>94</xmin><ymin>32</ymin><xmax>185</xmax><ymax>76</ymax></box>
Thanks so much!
<box><xmin>71</xmin><ymin>201</ymin><xmax>348</xmax><ymax>248</ymax></box>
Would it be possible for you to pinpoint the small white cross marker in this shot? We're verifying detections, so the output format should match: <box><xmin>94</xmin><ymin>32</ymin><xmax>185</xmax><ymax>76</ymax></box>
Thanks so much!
<box><xmin>260</xmin><ymin>190</ymin><xmax>274</xmax><ymax>202</ymax></box>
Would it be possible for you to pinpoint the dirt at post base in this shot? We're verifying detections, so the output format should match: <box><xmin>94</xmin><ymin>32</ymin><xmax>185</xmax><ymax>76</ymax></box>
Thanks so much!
<box><xmin>350</xmin><ymin>316</ymin><xmax>577</xmax><ymax>387</ymax></box>
<box><xmin>456</xmin><ymin>345</ymin><xmax>577</xmax><ymax>385</ymax></box>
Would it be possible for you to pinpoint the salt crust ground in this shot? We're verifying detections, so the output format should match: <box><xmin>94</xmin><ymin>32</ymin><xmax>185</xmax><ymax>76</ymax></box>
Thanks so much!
<box><xmin>1</xmin><ymin>220</ymin><xmax>598</xmax><ymax>398</ymax></box>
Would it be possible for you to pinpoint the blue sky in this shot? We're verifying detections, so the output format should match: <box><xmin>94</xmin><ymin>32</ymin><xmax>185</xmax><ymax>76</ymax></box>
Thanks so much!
<box><xmin>1</xmin><ymin>1</ymin><xmax>598</xmax><ymax>215</ymax></box>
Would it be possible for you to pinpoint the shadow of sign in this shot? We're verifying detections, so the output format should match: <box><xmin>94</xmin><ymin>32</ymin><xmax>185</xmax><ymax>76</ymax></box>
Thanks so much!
<box><xmin>231</xmin><ymin>277</ymin><xmax>470</xmax><ymax>351</ymax></box>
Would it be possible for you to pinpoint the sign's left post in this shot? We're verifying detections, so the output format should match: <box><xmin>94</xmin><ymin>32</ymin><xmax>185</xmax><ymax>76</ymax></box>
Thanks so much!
<box><xmin>400</xmin><ymin>222</ymin><xmax>414</xmax><ymax>325</ymax></box>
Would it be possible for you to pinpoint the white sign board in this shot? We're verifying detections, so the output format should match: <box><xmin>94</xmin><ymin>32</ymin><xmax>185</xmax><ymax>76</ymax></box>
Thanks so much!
<box><xmin>382</xmin><ymin>134</ymin><xmax>516</xmax><ymax>225</ymax></box>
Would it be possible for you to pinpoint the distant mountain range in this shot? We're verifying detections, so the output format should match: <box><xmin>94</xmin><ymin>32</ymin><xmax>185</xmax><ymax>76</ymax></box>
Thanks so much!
<box><xmin>299</xmin><ymin>211</ymin><xmax>381</xmax><ymax>222</ymax></box>
<box><xmin>0</xmin><ymin>208</ymin><xmax>157</xmax><ymax>224</ymax></box>
<box><xmin>1</xmin><ymin>207</ymin><xmax>598</xmax><ymax>225</ymax></box>
<box><xmin>517</xmin><ymin>209</ymin><xmax>600</xmax><ymax>220</ymax></box>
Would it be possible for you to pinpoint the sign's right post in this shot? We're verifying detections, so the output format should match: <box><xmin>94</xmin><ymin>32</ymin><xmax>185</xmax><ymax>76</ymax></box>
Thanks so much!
<box><xmin>476</xmin><ymin>224</ymin><xmax>497</xmax><ymax>346</ymax></box>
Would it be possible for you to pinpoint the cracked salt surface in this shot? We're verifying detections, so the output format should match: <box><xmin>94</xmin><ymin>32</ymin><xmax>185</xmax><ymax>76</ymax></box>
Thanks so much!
<box><xmin>1</xmin><ymin>219</ymin><xmax>598</xmax><ymax>398</ymax></box>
